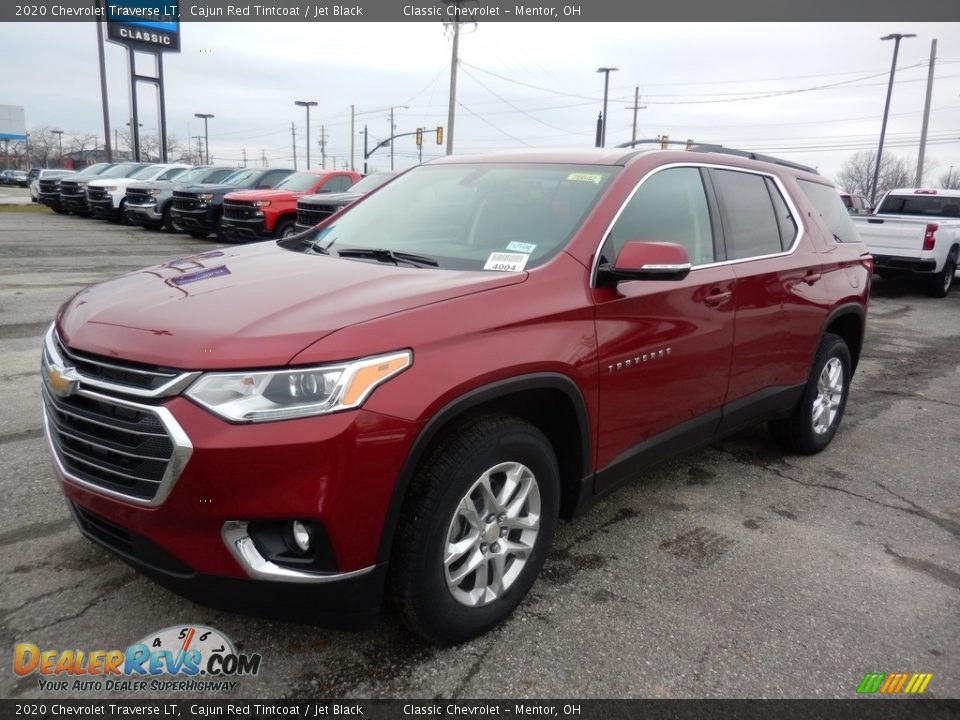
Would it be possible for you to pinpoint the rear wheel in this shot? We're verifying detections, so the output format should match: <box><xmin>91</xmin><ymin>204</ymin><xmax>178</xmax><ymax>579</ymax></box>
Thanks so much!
<box><xmin>927</xmin><ymin>257</ymin><xmax>956</xmax><ymax>298</ymax></box>
<box><xmin>390</xmin><ymin>415</ymin><xmax>559</xmax><ymax>645</ymax></box>
<box><xmin>769</xmin><ymin>333</ymin><xmax>851</xmax><ymax>455</ymax></box>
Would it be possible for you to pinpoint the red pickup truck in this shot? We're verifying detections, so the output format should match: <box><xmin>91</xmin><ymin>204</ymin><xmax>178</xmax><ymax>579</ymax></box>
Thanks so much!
<box><xmin>220</xmin><ymin>170</ymin><xmax>360</xmax><ymax>241</ymax></box>
<box><xmin>42</xmin><ymin>146</ymin><xmax>870</xmax><ymax>644</ymax></box>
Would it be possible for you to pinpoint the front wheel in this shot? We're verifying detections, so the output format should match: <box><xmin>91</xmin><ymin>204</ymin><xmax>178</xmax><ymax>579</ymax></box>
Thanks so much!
<box><xmin>927</xmin><ymin>258</ymin><xmax>956</xmax><ymax>298</ymax></box>
<box><xmin>769</xmin><ymin>333</ymin><xmax>851</xmax><ymax>455</ymax></box>
<box><xmin>274</xmin><ymin>219</ymin><xmax>299</xmax><ymax>239</ymax></box>
<box><xmin>389</xmin><ymin>415</ymin><xmax>560</xmax><ymax>645</ymax></box>
<box><xmin>164</xmin><ymin>206</ymin><xmax>183</xmax><ymax>233</ymax></box>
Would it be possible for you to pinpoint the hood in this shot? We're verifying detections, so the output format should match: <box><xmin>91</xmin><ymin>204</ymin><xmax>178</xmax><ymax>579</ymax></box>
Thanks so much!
<box><xmin>299</xmin><ymin>190</ymin><xmax>364</xmax><ymax>207</ymax></box>
<box><xmin>87</xmin><ymin>177</ymin><xmax>143</xmax><ymax>189</ymax></box>
<box><xmin>57</xmin><ymin>243</ymin><xmax>526</xmax><ymax>370</ymax></box>
<box><xmin>225</xmin><ymin>188</ymin><xmax>305</xmax><ymax>203</ymax></box>
<box><xmin>174</xmin><ymin>183</ymin><xmax>240</xmax><ymax>196</ymax></box>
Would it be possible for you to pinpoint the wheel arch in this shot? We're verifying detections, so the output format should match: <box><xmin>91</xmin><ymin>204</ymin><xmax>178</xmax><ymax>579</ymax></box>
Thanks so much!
<box><xmin>822</xmin><ymin>303</ymin><xmax>865</xmax><ymax>374</ymax></box>
<box><xmin>375</xmin><ymin>373</ymin><xmax>592</xmax><ymax>564</ymax></box>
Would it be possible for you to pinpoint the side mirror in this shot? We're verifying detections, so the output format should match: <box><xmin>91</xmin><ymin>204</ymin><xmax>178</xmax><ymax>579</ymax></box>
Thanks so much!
<box><xmin>600</xmin><ymin>241</ymin><xmax>692</xmax><ymax>283</ymax></box>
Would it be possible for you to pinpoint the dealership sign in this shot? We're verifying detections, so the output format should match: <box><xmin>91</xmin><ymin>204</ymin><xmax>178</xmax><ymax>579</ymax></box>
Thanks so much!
<box><xmin>106</xmin><ymin>0</ymin><xmax>180</xmax><ymax>53</ymax></box>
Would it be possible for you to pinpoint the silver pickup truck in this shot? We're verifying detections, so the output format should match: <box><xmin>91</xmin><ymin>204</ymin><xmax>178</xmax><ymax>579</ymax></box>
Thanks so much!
<box><xmin>124</xmin><ymin>165</ymin><xmax>238</xmax><ymax>232</ymax></box>
<box><xmin>852</xmin><ymin>188</ymin><xmax>960</xmax><ymax>298</ymax></box>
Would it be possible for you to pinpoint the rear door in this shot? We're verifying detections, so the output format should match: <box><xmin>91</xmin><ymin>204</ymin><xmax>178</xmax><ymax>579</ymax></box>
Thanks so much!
<box><xmin>594</xmin><ymin>166</ymin><xmax>736</xmax><ymax>490</ymax></box>
<box><xmin>708</xmin><ymin>168</ymin><xmax>825</xmax><ymax>420</ymax></box>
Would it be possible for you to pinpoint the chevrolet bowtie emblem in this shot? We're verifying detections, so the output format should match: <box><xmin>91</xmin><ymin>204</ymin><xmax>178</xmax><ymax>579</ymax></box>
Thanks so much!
<box><xmin>46</xmin><ymin>363</ymin><xmax>79</xmax><ymax>398</ymax></box>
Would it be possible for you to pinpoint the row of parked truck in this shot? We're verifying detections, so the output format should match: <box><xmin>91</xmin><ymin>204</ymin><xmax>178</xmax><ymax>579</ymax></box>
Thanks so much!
<box><xmin>36</xmin><ymin>160</ymin><xmax>397</xmax><ymax>241</ymax></box>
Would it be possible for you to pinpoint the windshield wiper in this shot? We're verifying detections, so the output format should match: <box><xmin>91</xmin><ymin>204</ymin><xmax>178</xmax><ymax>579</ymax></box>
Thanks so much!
<box><xmin>337</xmin><ymin>248</ymin><xmax>439</xmax><ymax>268</ymax></box>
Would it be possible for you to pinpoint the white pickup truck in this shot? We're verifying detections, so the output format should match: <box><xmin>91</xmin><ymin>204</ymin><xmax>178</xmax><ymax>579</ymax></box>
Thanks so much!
<box><xmin>852</xmin><ymin>188</ymin><xmax>960</xmax><ymax>298</ymax></box>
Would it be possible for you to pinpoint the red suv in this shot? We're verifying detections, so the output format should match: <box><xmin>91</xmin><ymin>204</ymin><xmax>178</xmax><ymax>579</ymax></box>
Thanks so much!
<box><xmin>42</xmin><ymin>147</ymin><xmax>870</xmax><ymax>644</ymax></box>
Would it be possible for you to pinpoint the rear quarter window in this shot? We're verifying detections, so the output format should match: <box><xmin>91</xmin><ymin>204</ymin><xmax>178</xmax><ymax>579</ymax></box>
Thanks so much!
<box><xmin>798</xmin><ymin>180</ymin><xmax>859</xmax><ymax>243</ymax></box>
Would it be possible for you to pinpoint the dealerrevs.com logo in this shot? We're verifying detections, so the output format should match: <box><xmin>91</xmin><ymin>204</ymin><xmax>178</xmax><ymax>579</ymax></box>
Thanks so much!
<box><xmin>13</xmin><ymin>625</ymin><xmax>262</xmax><ymax>693</ymax></box>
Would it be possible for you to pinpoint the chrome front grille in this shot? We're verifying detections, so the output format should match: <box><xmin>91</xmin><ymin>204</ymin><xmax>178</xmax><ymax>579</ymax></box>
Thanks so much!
<box><xmin>125</xmin><ymin>189</ymin><xmax>155</xmax><ymax>206</ymax></box>
<box><xmin>41</xmin><ymin>326</ymin><xmax>194</xmax><ymax>506</ymax></box>
<box><xmin>55</xmin><ymin>338</ymin><xmax>188</xmax><ymax>394</ymax></box>
<box><xmin>43</xmin><ymin>384</ymin><xmax>173</xmax><ymax>502</ymax></box>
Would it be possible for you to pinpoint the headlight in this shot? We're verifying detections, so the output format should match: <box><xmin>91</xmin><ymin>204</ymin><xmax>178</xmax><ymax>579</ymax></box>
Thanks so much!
<box><xmin>101</xmin><ymin>185</ymin><xmax>118</xmax><ymax>192</ymax></box>
<box><xmin>197</xmin><ymin>193</ymin><xmax>214</xmax><ymax>201</ymax></box>
<box><xmin>185</xmin><ymin>350</ymin><xmax>411</xmax><ymax>423</ymax></box>
<box><xmin>147</xmin><ymin>188</ymin><xmax>162</xmax><ymax>196</ymax></box>
<box><xmin>253</xmin><ymin>200</ymin><xmax>271</xmax><ymax>207</ymax></box>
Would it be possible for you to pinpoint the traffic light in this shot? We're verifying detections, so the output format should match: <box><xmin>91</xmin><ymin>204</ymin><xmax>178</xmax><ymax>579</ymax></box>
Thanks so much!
<box><xmin>436</xmin><ymin>126</ymin><xmax>443</xmax><ymax>145</ymax></box>
<box><xmin>415</xmin><ymin>128</ymin><xmax>423</xmax><ymax>146</ymax></box>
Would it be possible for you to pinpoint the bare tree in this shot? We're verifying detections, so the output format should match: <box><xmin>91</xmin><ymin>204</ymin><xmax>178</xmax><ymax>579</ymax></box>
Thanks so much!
<box><xmin>836</xmin><ymin>150</ymin><xmax>935</xmax><ymax>201</ymax></box>
<box><xmin>27</xmin><ymin>126</ymin><xmax>63</xmax><ymax>168</ymax></box>
<box><xmin>67</xmin><ymin>132</ymin><xmax>100</xmax><ymax>165</ymax></box>
<box><xmin>938</xmin><ymin>169</ymin><xmax>960</xmax><ymax>190</ymax></box>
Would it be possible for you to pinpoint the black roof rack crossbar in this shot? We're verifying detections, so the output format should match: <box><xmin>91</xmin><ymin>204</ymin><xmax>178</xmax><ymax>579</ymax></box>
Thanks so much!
<box><xmin>614</xmin><ymin>139</ymin><xmax>819</xmax><ymax>176</ymax></box>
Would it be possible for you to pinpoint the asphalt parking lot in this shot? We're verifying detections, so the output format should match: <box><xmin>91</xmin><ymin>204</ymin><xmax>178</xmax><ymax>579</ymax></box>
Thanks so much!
<box><xmin>1</xmin><ymin>208</ymin><xmax>958</xmax><ymax>700</ymax></box>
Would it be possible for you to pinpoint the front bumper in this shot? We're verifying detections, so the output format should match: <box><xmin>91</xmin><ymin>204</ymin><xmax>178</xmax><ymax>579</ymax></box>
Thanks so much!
<box><xmin>89</xmin><ymin>198</ymin><xmax>121</xmax><ymax>220</ymax></box>
<box><xmin>170</xmin><ymin>206</ymin><xmax>220</xmax><ymax>235</ymax></box>
<box><xmin>220</xmin><ymin>216</ymin><xmax>270</xmax><ymax>242</ymax></box>
<box><xmin>61</xmin><ymin>194</ymin><xmax>90</xmax><ymax>214</ymax></box>
<box><xmin>125</xmin><ymin>200</ymin><xmax>163</xmax><ymax>225</ymax></box>
<box><xmin>39</xmin><ymin>193</ymin><xmax>63</xmax><ymax>210</ymax></box>
<box><xmin>46</xmin><ymin>379</ymin><xmax>422</xmax><ymax>622</ymax></box>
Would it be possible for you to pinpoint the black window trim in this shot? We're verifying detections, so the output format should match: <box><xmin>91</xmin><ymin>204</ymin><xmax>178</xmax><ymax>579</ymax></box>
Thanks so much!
<box><xmin>590</xmin><ymin>162</ymin><xmax>806</xmax><ymax>288</ymax></box>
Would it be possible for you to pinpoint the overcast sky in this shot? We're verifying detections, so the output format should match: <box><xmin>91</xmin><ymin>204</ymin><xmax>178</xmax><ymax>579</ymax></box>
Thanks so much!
<box><xmin>3</xmin><ymin>21</ymin><xmax>960</xmax><ymax>183</ymax></box>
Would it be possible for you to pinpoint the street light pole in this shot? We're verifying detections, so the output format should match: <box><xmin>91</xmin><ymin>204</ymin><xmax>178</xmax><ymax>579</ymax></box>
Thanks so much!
<box><xmin>294</xmin><ymin>100</ymin><xmax>318</xmax><ymax>169</ymax></box>
<box><xmin>596</xmin><ymin>67</ymin><xmax>619</xmax><ymax>148</ymax></box>
<box><xmin>194</xmin><ymin>113</ymin><xmax>214</xmax><ymax>164</ymax></box>
<box><xmin>869</xmin><ymin>33</ymin><xmax>916</xmax><ymax>204</ymax></box>
<box><xmin>52</xmin><ymin>129</ymin><xmax>64</xmax><ymax>166</ymax></box>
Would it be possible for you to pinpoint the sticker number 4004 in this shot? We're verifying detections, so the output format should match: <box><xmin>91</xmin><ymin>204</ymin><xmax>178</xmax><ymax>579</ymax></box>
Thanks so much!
<box><xmin>484</xmin><ymin>252</ymin><xmax>530</xmax><ymax>272</ymax></box>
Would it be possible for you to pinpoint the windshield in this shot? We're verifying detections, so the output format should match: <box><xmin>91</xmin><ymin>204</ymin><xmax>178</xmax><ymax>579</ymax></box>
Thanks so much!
<box><xmin>288</xmin><ymin>163</ymin><xmax>616</xmax><ymax>271</ymax></box>
<box><xmin>129</xmin><ymin>165</ymin><xmax>167</xmax><ymax>180</ymax></box>
<box><xmin>100</xmin><ymin>163</ymin><xmax>148</xmax><ymax>179</ymax></box>
<box><xmin>156</xmin><ymin>166</ymin><xmax>189</xmax><ymax>181</ymax></box>
<box><xmin>877</xmin><ymin>194</ymin><xmax>960</xmax><ymax>218</ymax></box>
<box><xmin>224</xmin><ymin>169</ymin><xmax>260</xmax><ymax>186</ymax></box>
<box><xmin>350</xmin><ymin>172</ymin><xmax>398</xmax><ymax>194</ymax></box>
<box><xmin>74</xmin><ymin>163</ymin><xmax>113</xmax><ymax>177</ymax></box>
<box><xmin>170</xmin><ymin>167</ymin><xmax>209</xmax><ymax>184</ymax></box>
<box><xmin>275</xmin><ymin>172</ymin><xmax>324</xmax><ymax>192</ymax></box>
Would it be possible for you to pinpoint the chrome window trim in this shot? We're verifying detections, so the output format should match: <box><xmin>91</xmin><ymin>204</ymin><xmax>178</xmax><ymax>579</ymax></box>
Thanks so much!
<box><xmin>45</xmin><ymin>326</ymin><xmax>200</xmax><ymax>399</ymax></box>
<box><xmin>589</xmin><ymin>162</ymin><xmax>806</xmax><ymax>288</ymax></box>
<box><xmin>221</xmin><ymin>521</ymin><xmax>375</xmax><ymax>584</ymax></box>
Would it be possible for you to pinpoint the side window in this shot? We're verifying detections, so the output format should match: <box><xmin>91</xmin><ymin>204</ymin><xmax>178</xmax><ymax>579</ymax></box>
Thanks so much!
<box><xmin>206</xmin><ymin>169</ymin><xmax>234</xmax><ymax>183</ymax></box>
<box><xmin>324</xmin><ymin>175</ymin><xmax>353</xmax><ymax>193</ymax></box>
<box><xmin>260</xmin><ymin>170</ymin><xmax>291</xmax><ymax>188</ymax></box>
<box><xmin>606</xmin><ymin>167</ymin><xmax>714</xmax><ymax>266</ymax></box>
<box><xmin>764</xmin><ymin>177</ymin><xmax>798</xmax><ymax>251</ymax></box>
<box><xmin>798</xmin><ymin>180</ymin><xmax>859</xmax><ymax>243</ymax></box>
<box><xmin>712</xmin><ymin>169</ymin><xmax>782</xmax><ymax>260</ymax></box>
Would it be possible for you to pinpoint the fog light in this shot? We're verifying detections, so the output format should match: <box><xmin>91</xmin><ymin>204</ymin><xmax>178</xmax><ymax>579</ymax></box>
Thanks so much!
<box><xmin>291</xmin><ymin>520</ymin><xmax>311</xmax><ymax>552</ymax></box>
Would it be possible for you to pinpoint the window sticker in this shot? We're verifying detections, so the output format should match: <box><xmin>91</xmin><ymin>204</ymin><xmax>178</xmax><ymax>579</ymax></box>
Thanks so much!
<box><xmin>566</xmin><ymin>172</ymin><xmax>603</xmax><ymax>184</ymax></box>
<box><xmin>505</xmin><ymin>241</ymin><xmax>537</xmax><ymax>253</ymax></box>
<box><xmin>483</xmin><ymin>252</ymin><xmax>530</xmax><ymax>272</ymax></box>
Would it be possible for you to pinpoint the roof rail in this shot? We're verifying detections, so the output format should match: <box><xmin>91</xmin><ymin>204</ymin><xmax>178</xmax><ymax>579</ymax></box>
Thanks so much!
<box><xmin>614</xmin><ymin>138</ymin><xmax>819</xmax><ymax>176</ymax></box>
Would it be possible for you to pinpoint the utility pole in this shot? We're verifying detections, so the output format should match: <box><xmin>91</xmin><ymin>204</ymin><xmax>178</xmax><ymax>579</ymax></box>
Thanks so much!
<box><xmin>869</xmin><ymin>33</ymin><xmax>915</xmax><ymax>204</ymax></box>
<box><xmin>261</xmin><ymin>149</ymin><xmax>268</xmax><ymax>167</ymax></box>
<box><xmin>319</xmin><ymin>124</ymin><xmax>327</xmax><ymax>169</ymax></box>
<box><xmin>192</xmin><ymin>136</ymin><xmax>204</xmax><ymax>164</ymax></box>
<box><xmin>444</xmin><ymin>2</ymin><xmax>462</xmax><ymax>156</ymax></box>
<box><xmin>241</xmin><ymin>148</ymin><xmax>247</xmax><ymax>167</ymax></box>
<box><xmin>350</xmin><ymin>105</ymin><xmax>355</xmax><ymax>172</ymax></box>
<box><xmin>596</xmin><ymin>67</ymin><xmax>618</xmax><ymax>148</ymax></box>
<box><xmin>626</xmin><ymin>87</ymin><xmax>646</xmax><ymax>145</ymax></box>
<box><xmin>915</xmin><ymin>38</ymin><xmax>937</xmax><ymax>187</ymax></box>
<box><xmin>291</xmin><ymin>123</ymin><xmax>298</xmax><ymax>170</ymax></box>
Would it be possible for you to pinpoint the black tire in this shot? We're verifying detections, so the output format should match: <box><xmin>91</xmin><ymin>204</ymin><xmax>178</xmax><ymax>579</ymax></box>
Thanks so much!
<box><xmin>274</xmin><ymin>218</ymin><xmax>298</xmax><ymax>240</ymax></box>
<box><xmin>769</xmin><ymin>333</ymin><xmax>851</xmax><ymax>455</ymax></box>
<box><xmin>51</xmin><ymin>206</ymin><xmax>69</xmax><ymax>215</ymax></box>
<box><xmin>389</xmin><ymin>414</ymin><xmax>560</xmax><ymax>645</ymax></box>
<box><xmin>927</xmin><ymin>257</ymin><xmax>956</xmax><ymax>299</ymax></box>
<box><xmin>142</xmin><ymin>223</ymin><xmax>162</xmax><ymax>232</ymax></box>
<box><xmin>164</xmin><ymin>206</ymin><xmax>183</xmax><ymax>233</ymax></box>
